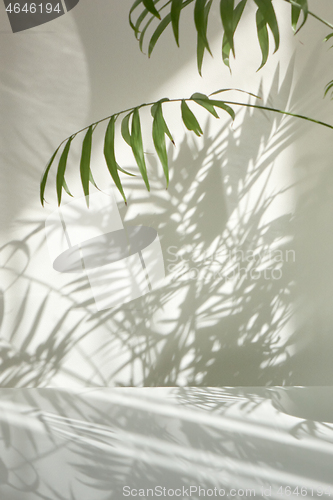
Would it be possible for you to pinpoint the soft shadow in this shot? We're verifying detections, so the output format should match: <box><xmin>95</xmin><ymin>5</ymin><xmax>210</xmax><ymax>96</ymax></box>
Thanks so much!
<box><xmin>0</xmin><ymin>388</ymin><xmax>333</xmax><ymax>499</ymax></box>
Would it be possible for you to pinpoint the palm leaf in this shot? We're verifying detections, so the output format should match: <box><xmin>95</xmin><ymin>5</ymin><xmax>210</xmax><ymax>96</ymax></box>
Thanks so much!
<box><xmin>290</xmin><ymin>0</ymin><xmax>308</xmax><ymax>33</ymax></box>
<box><xmin>56</xmin><ymin>137</ymin><xmax>73</xmax><ymax>206</ymax></box>
<box><xmin>194</xmin><ymin>0</ymin><xmax>212</xmax><ymax>53</ymax></box>
<box><xmin>89</xmin><ymin>170</ymin><xmax>100</xmax><ymax>189</ymax></box>
<box><xmin>40</xmin><ymin>145</ymin><xmax>61</xmax><ymax>206</ymax></box>
<box><xmin>207</xmin><ymin>99</ymin><xmax>235</xmax><ymax>120</ymax></box>
<box><xmin>254</xmin><ymin>0</ymin><xmax>279</xmax><ymax>53</ymax></box>
<box><xmin>131</xmin><ymin>108</ymin><xmax>150</xmax><ymax>190</ymax></box>
<box><xmin>138</xmin><ymin>1</ymin><xmax>173</xmax><ymax>51</ymax></box>
<box><xmin>133</xmin><ymin>6</ymin><xmax>152</xmax><ymax>40</ymax></box>
<box><xmin>222</xmin><ymin>0</ymin><xmax>247</xmax><ymax>68</ymax></box>
<box><xmin>121</xmin><ymin>112</ymin><xmax>133</xmax><ymax>146</ymax></box>
<box><xmin>139</xmin><ymin>14</ymin><xmax>156</xmax><ymax>51</ymax></box>
<box><xmin>210</xmin><ymin>88</ymin><xmax>259</xmax><ymax>99</ymax></box>
<box><xmin>324</xmin><ymin>80</ymin><xmax>333</xmax><ymax>98</ymax></box>
<box><xmin>130</xmin><ymin>0</ymin><xmax>330</xmax><ymax>73</ymax></box>
<box><xmin>171</xmin><ymin>0</ymin><xmax>183</xmax><ymax>46</ymax></box>
<box><xmin>143</xmin><ymin>0</ymin><xmax>161</xmax><ymax>19</ymax></box>
<box><xmin>129</xmin><ymin>0</ymin><xmax>161</xmax><ymax>35</ymax></box>
<box><xmin>80</xmin><ymin>125</ymin><xmax>93</xmax><ymax>202</ymax></box>
<box><xmin>324</xmin><ymin>32</ymin><xmax>333</xmax><ymax>43</ymax></box>
<box><xmin>41</xmin><ymin>90</ymin><xmax>333</xmax><ymax>208</ymax></box>
<box><xmin>151</xmin><ymin>98</ymin><xmax>175</xmax><ymax>145</ymax></box>
<box><xmin>135</xmin><ymin>0</ymin><xmax>194</xmax><ymax>57</ymax></box>
<box><xmin>195</xmin><ymin>0</ymin><xmax>213</xmax><ymax>75</ymax></box>
<box><xmin>148</xmin><ymin>12</ymin><xmax>173</xmax><ymax>57</ymax></box>
<box><xmin>190</xmin><ymin>92</ymin><xmax>219</xmax><ymax>118</ymax></box>
<box><xmin>256</xmin><ymin>8</ymin><xmax>269</xmax><ymax>70</ymax></box>
<box><xmin>62</xmin><ymin>178</ymin><xmax>73</xmax><ymax>197</ymax></box>
<box><xmin>151</xmin><ymin>102</ymin><xmax>170</xmax><ymax>186</ymax></box>
<box><xmin>220</xmin><ymin>0</ymin><xmax>235</xmax><ymax>56</ymax></box>
<box><xmin>181</xmin><ymin>99</ymin><xmax>203</xmax><ymax>136</ymax></box>
<box><xmin>104</xmin><ymin>116</ymin><xmax>127</xmax><ymax>204</ymax></box>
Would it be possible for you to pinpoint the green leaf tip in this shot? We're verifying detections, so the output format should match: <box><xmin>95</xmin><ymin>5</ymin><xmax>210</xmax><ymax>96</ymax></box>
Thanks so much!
<box><xmin>152</xmin><ymin>101</ymin><xmax>170</xmax><ymax>187</ymax></box>
<box><xmin>181</xmin><ymin>99</ymin><xmax>203</xmax><ymax>136</ymax></box>
<box><xmin>40</xmin><ymin>145</ymin><xmax>61</xmax><ymax>206</ymax></box>
<box><xmin>256</xmin><ymin>8</ymin><xmax>269</xmax><ymax>71</ymax></box>
<box><xmin>191</xmin><ymin>93</ymin><xmax>220</xmax><ymax>118</ymax></box>
<box><xmin>290</xmin><ymin>0</ymin><xmax>308</xmax><ymax>34</ymax></box>
<box><xmin>171</xmin><ymin>0</ymin><xmax>183</xmax><ymax>46</ymax></box>
<box><xmin>56</xmin><ymin>137</ymin><xmax>73</xmax><ymax>206</ymax></box>
<box><xmin>104</xmin><ymin>116</ymin><xmax>127</xmax><ymax>204</ymax></box>
<box><xmin>80</xmin><ymin>125</ymin><xmax>93</xmax><ymax>201</ymax></box>
<box><xmin>142</xmin><ymin>0</ymin><xmax>161</xmax><ymax>20</ymax></box>
<box><xmin>121</xmin><ymin>112</ymin><xmax>133</xmax><ymax>147</ymax></box>
<box><xmin>195</xmin><ymin>0</ymin><xmax>213</xmax><ymax>75</ymax></box>
<box><xmin>131</xmin><ymin>108</ymin><xmax>150</xmax><ymax>191</ymax></box>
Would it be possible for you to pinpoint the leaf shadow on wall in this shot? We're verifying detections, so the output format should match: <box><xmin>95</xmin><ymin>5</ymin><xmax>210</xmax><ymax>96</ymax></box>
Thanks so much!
<box><xmin>0</xmin><ymin>52</ymin><xmax>328</xmax><ymax>387</ymax></box>
<box><xmin>68</xmin><ymin>55</ymin><xmax>304</xmax><ymax>386</ymax></box>
<box><xmin>0</xmin><ymin>388</ymin><xmax>332</xmax><ymax>499</ymax></box>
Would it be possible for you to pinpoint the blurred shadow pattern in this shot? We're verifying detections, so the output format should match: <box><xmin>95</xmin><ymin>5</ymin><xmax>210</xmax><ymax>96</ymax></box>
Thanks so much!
<box><xmin>0</xmin><ymin>387</ymin><xmax>333</xmax><ymax>499</ymax></box>
<box><xmin>0</xmin><ymin>49</ymin><xmax>331</xmax><ymax>387</ymax></box>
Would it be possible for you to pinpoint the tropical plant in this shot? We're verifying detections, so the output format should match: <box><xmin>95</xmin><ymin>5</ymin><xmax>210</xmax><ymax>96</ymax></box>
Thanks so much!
<box><xmin>129</xmin><ymin>0</ymin><xmax>311</xmax><ymax>73</ymax></box>
<box><xmin>40</xmin><ymin>0</ymin><xmax>333</xmax><ymax>207</ymax></box>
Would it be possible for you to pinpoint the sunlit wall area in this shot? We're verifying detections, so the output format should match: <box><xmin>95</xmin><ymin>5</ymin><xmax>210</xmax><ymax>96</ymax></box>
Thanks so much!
<box><xmin>0</xmin><ymin>0</ymin><xmax>333</xmax><ymax>386</ymax></box>
<box><xmin>0</xmin><ymin>388</ymin><xmax>333</xmax><ymax>499</ymax></box>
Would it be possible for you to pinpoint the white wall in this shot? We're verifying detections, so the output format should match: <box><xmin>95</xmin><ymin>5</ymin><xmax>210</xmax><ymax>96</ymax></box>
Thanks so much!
<box><xmin>0</xmin><ymin>0</ymin><xmax>333</xmax><ymax>386</ymax></box>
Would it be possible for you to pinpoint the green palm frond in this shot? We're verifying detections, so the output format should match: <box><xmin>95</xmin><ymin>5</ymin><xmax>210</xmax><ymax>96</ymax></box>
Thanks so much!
<box><xmin>324</xmin><ymin>79</ymin><xmax>333</xmax><ymax>99</ymax></box>
<box><xmin>40</xmin><ymin>89</ymin><xmax>333</xmax><ymax>207</ymax></box>
<box><xmin>324</xmin><ymin>33</ymin><xmax>333</xmax><ymax>99</ymax></box>
<box><xmin>129</xmin><ymin>0</ymin><xmax>333</xmax><ymax>74</ymax></box>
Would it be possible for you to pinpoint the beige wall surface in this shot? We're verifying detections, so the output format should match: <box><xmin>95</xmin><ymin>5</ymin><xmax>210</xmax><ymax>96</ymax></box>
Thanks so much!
<box><xmin>1</xmin><ymin>0</ymin><xmax>333</xmax><ymax>387</ymax></box>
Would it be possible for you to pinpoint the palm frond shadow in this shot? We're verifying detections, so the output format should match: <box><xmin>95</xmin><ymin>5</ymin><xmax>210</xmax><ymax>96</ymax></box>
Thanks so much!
<box><xmin>74</xmin><ymin>55</ymin><xmax>304</xmax><ymax>387</ymax></box>
<box><xmin>2</xmin><ymin>44</ymin><xmax>329</xmax><ymax>391</ymax></box>
<box><xmin>0</xmin><ymin>52</ymin><xmax>316</xmax><ymax>388</ymax></box>
<box><xmin>0</xmin><ymin>231</ymin><xmax>109</xmax><ymax>387</ymax></box>
<box><xmin>1</xmin><ymin>388</ymin><xmax>332</xmax><ymax>499</ymax></box>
